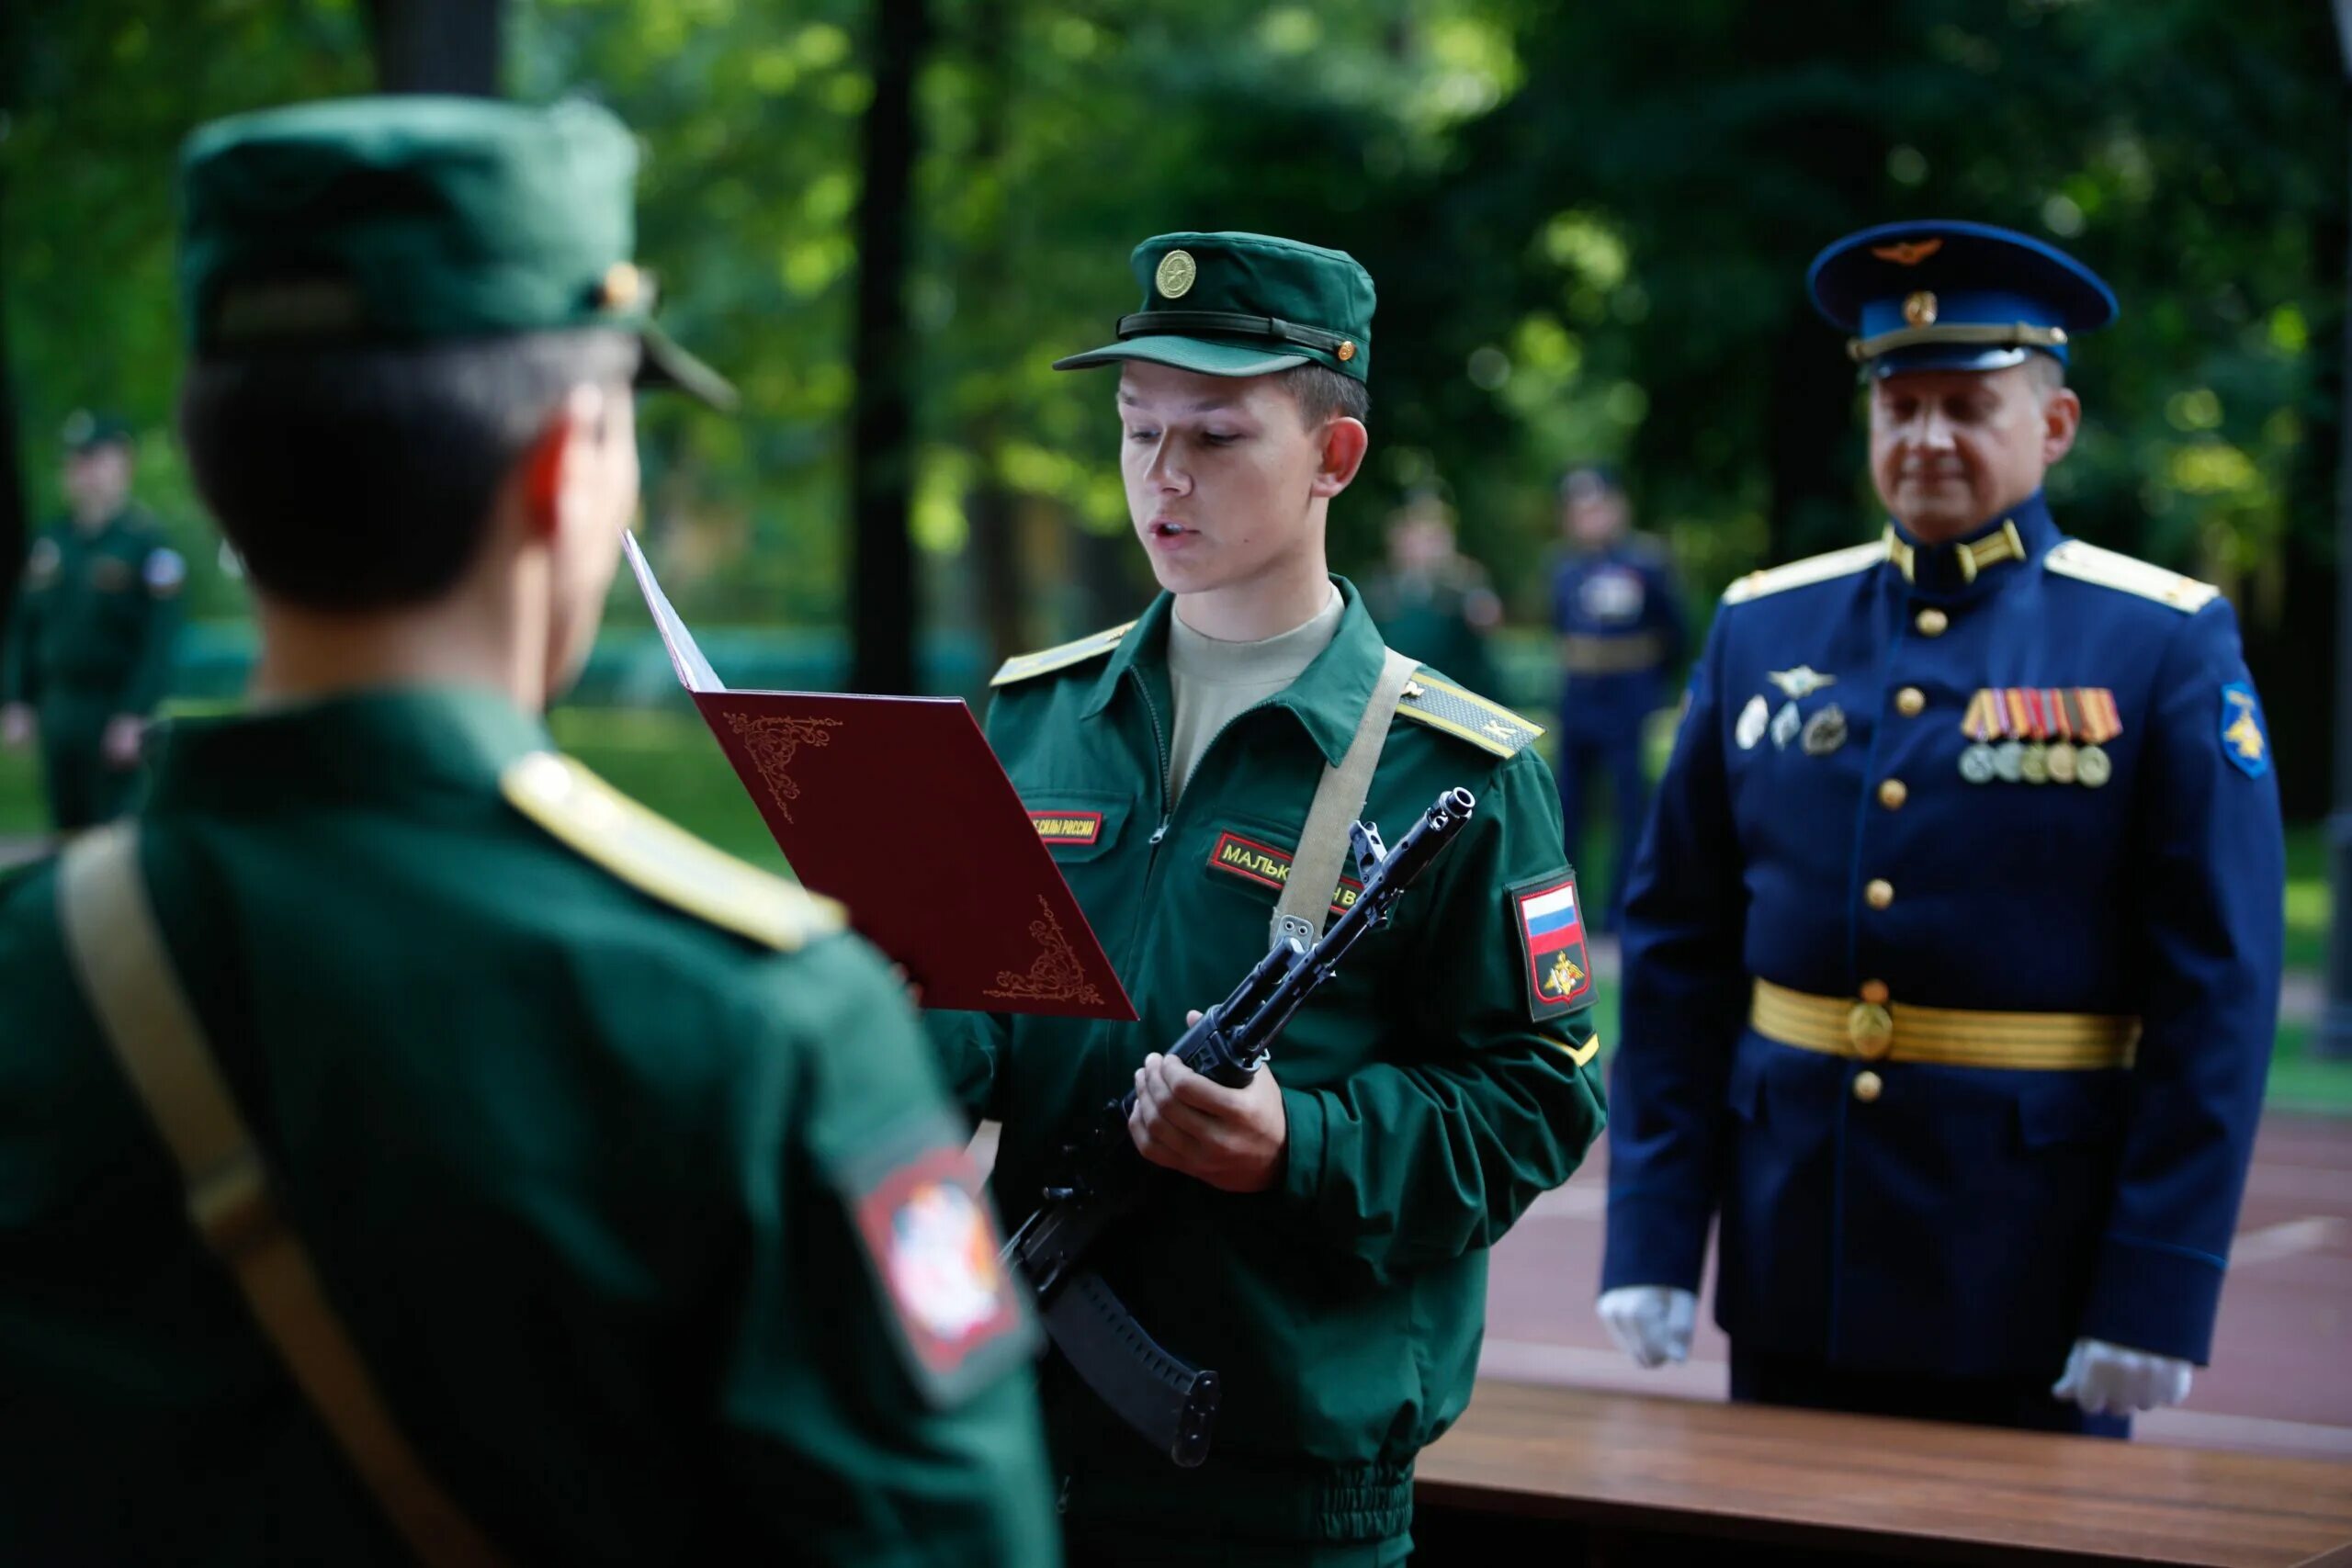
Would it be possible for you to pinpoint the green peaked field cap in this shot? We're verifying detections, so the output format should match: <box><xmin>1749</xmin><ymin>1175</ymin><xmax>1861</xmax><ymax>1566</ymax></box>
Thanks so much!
<box><xmin>1055</xmin><ymin>231</ymin><xmax>1375</xmax><ymax>382</ymax></box>
<box><xmin>178</xmin><ymin>95</ymin><xmax>733</xmax><ymax>408</ymax></box>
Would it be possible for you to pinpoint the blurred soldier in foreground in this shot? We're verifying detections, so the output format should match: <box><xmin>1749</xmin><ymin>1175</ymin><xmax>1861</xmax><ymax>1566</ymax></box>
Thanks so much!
<box><xmin>1547</xmin><ymin>464</ymin><xmax>1686</xmax><ymax>931</ymax></box>
<box><xmin>1600</xmin><ymin>220</ymin><xmax>2284</xmax><ymax>1436</ymax></box>
<box><xmin>1361</xmin><ymin>490</ymin><xmax>1503</xmax><ymax>699</ymax></box>
<box><xmin>934</xmin><ymin>231</ymin><xmax>1604</xmax><ymax>1564</ymax></box>
<box><xmin>2</xmin><ymin>413</ymin><xmax>185</xmax><ymax>829</ymax></box>
<box><xmin>0</xmin><ymin>96</ymin><xmax>1053</xmax><ymax>1565</ymax></box>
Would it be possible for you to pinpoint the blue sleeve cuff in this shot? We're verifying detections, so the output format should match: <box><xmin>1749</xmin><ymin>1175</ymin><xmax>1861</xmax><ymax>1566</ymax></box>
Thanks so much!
<box><xmin>2080</xmin><ymin>1231</ymin><xmax>2226</xmax><ymax>1364</ymax></box>
<box><xmin>1600</xmin><ymin>1185</ymin><xmax>1712</xmax><ymax>1295</ymax></box>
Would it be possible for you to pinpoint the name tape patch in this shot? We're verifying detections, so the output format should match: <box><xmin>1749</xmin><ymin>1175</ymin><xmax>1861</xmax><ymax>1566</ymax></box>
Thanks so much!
<box><xmin>1029</xmin><ymin>810</ymin><xmax>1103</xmax><ymax>847</ymax></box>
<box><xmin>1207</xmin><ymin>829</ymin><xmax>1361</xmax><ymax>918</ymax></box>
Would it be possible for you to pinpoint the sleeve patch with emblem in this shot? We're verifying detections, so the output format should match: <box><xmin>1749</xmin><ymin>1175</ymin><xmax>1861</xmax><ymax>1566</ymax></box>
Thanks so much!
<box><xmin>848</xmin><ymin>1143</ymin><xmax>1030</xmax><ymax>1404</ymax></box>
<box><xmin>2220</xmin><ymin>682</ymin><xmax>2270</xmax><ymax>779</ymax></box>
<box><xmin>1512</xmin><ymin>872</ymin><xmax>1594</xmax><ymax>1020</ymax></box>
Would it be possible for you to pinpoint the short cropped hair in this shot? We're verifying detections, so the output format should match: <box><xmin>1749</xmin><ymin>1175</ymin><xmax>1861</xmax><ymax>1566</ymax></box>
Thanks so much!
<box><xmin>179</xmin><ymin>329</ymin><xmax>638</xmax><ymax>612</ymax></box>
<box><xmin>1281</xmin><ymin>363</ymin><xmax>1371</xmax><ymax>429</ymax></box>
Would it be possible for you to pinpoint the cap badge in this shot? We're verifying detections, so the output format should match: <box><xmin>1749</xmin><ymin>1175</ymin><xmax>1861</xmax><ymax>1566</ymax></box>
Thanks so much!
<box><xmin>1871</xmin><ymin>238</ymin><xmax>1944</xmax><ymax>266</ymax></box>
<box><xmin>1904</xmin><ymin>290</ymin><xmax>1939</xmax><ymax>327</ymax></box>
<box><xmin>1154</xmin><ymin>249</ymin><xmax>1198</xmax><ymax>300</ymax></box>
<box><xmin>1336</xmin><ymin>339</ymin><xmax>1357</xmax><ymax>363</ymax></box>
<box><xmin>598</xmin><ymin>261</ymin><xmax>643</xmax><ymax>310</ymax></box>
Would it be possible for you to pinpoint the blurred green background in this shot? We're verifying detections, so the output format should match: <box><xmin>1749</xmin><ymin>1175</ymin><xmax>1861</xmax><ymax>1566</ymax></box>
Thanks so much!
<box><xmin>3</xmin><ymin>1</ymin><xmax>2345</xmax><ymax>1106</ymax></box>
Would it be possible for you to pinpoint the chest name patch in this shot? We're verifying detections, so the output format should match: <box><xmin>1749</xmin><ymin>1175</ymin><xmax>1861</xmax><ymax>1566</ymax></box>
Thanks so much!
<box><xmin>1514</xmin><ymin>874</ymin><xmax>1594</xmax><ymax>1020</ymax></box>
<box><xmin>1207</xmin><ymin>830</ymin><xmax>1361</xmax><ymax>918</ymax></box>
<box><xmin>1029</xmin><ymin>810</ymin><xmax>1103</xmax><ymax>846</ymax></box>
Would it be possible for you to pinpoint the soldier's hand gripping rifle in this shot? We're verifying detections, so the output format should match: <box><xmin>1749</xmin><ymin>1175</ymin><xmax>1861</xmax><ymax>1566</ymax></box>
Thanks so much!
<box><xmin>1000</xmin><ymin>786</ymin><xmax>1477</xmax><ymax>1467</ymax></box>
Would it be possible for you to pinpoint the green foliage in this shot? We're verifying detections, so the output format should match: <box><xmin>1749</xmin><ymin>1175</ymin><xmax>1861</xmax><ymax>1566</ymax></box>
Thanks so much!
<box><xmin>5</xmin><ymin>1</ymin><xmax>2342</xmax><ymax>745</ymax></box>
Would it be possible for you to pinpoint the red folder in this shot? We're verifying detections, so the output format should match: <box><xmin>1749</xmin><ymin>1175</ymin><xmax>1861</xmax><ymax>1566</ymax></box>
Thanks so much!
<box><xmin>621</xmin><ymin>533</ymin><xmax>1136</xmax><ymax>1021</ymax></box>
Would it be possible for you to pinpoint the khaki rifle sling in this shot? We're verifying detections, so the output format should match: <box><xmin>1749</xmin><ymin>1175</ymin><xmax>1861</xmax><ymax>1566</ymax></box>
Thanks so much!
<box><xmin>1269</xmin><ymin>647</ymin><xmax>1421</xmax><ymax>949</ymax></box>
<box><xmin>57</xmin><ymin>825</ymin><xmax>514</xmax><ymax>1568</ymax></box>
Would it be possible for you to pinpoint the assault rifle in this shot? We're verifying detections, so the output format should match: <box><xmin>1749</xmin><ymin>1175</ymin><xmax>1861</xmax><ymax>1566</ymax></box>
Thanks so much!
<box><xmin>1001</xmin><ymin>786</ymin><xmax>1477</xmax><ymax>1467</ymax></box>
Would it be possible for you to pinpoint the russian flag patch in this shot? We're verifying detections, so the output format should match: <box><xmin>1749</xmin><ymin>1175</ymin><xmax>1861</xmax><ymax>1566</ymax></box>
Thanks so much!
<box><xmin>1513</xmin><ymin>872</ymin><xmax>1593</xmax><ymax>1020</ymax></box>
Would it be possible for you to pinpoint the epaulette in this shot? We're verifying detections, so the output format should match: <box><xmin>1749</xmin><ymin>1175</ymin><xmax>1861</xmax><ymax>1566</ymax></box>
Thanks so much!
<box><xmin>1720</xmin><ymin>541</ymin><xmax>1886</xmax><ymax>606</ymax></box>
<box><xmin>989</xmin><ymin>622</ymin><xmax>1136</xmax><ymax>687</ymax></box>
<box><xmin>1397</xmin><ymin>671</ymin><xmax>1544</xmax><ymax>759</ymax></box>
<box><xmin>2042</xmin><ymin>539</ymin><xmax>2220</xmax><ymax>614</ymax></box>
<box><xmin>502</xmin><ymin>751</ymin><xmax>843</xmax><ymax>952</ymax></box>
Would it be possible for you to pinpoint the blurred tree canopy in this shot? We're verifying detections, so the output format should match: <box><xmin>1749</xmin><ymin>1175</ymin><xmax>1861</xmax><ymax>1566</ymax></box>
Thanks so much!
<box><xmin>3</xmin><ymin>0</ymin><xmax>2343</xmax><ymax>807</ymax></box>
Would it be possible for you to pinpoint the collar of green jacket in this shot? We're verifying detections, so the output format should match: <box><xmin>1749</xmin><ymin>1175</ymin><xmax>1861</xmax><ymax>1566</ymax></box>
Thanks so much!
<box><xmin>147</xmin><ymin>685</ymin><xmax>548</xmax><ymax>811</ymax></box>
<box><xmin>1081</xmin><ymin>575</ymin><xmax>1384</xmax><ymax>767</ymax></box>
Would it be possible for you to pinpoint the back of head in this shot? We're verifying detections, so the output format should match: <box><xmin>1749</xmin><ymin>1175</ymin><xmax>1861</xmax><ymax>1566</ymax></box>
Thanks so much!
<box><xmin>172</xmin><ymin>95</ymin><xmax>727</xmax><ymax>613</ymax></box>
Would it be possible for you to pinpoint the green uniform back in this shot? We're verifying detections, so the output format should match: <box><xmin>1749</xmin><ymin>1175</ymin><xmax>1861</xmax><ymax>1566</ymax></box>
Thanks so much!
<box><xmin>0</xmin><ymin>689</ymin><xmax>1056</xmax><ymax>1565</ymax></box>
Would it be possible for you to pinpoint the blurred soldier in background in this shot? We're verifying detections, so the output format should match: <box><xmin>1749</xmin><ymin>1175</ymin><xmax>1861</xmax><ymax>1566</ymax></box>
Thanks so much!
<box><xmin>1600</xmin><ymin>220</ymin><xmax>2284</xmax><ymax>1437</ymax></box>
<box><xmin>1</xmin><ymin>413</ymin><xmax>184</xmax><ymax>830</ymax></box>
<box><xmin>1361</xmin><ymin>489</ymin><xmax>1504</xmax><ymax>699</ymax></box>
<box><xmin>0</xmin><ymin>96</ymin><xmax>1054</xmax><ymax>1565</ymax></box>
<box><xmin>1548</xmin><ymin>463</ymin><xmax>1686</xmax><ymax>931</ymax></box>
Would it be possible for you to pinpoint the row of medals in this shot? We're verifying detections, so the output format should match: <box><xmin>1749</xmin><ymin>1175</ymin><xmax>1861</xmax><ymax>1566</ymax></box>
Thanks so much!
<box><xmin>1959</xmin><ymin>736</ymin><xmax>2111</xmax><ymax>788</ymax></box>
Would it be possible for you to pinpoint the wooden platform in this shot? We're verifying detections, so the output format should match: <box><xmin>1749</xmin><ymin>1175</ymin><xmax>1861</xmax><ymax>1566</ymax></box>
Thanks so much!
<box><xmin>1412</xmin><ymin>1382</ymin><xmax>2352</xmax><ymax>1566</ymax></box>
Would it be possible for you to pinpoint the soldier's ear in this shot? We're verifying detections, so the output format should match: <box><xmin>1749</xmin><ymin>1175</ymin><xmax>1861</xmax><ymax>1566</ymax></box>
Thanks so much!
<box><xmin>518</xmin><ymin>384</ymin><xmax>603</xmax><ymax>542</ymax></box>
<box><xmin>1312</xmin><ymin>415</ymin><xmax>1369</xmax><ymax>500</ymax></box>
<box><xmin>2040</xmin><ymin>385</ymin><xmax>2083</xmax><ymax>468</ymax></box>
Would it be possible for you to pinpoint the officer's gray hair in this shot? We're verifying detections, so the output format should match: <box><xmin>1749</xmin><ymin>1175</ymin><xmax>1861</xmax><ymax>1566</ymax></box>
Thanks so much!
<box><xmin>2024</xmin><ymin>353</ymin><xmax>2067</xmax><ymax>403</ymax></box>
<box><xmin>180</xmin><ymin>328</ymin><xmax>639</xmax><ymax>612</ymax></box>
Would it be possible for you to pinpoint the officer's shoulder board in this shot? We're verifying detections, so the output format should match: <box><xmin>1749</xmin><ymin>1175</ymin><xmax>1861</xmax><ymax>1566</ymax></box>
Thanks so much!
<box><xmin>989</xmin><ymin>621</ymin><xmax>1136</xmax><ymax>687</ymax></box>
<box><xmin>501</xmin><ymin>751</ymin><xmax>844</xmax><ymax>951</ymax></box>
<box><xmin>1719</xmin><ymin>540</ymin><xmax>1885</xmax><ymax>606</ymax></box>
<box><xmin>2042</xmin><ymin>539</ymin><xmax>2220</xmax><ymax>614</ymax></box>
<box><xmin>1396</xmin><ymin>670</ymin><xmax>1544</xmax><ymax>759</ymax></box>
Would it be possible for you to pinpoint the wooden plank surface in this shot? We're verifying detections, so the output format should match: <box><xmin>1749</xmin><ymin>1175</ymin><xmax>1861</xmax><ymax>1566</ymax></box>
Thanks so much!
<box><xmin>1415</xmin><ymin>1382</ymin><xmax>2352</xmax><ymax>1566</ymax></box>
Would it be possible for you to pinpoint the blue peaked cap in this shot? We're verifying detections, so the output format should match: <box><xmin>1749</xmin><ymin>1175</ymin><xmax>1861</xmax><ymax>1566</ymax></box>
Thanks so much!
<box><xmin>1807</xmin><ymin>220</ymin><xmax>2118</xmax><ymax>376</ymax></box>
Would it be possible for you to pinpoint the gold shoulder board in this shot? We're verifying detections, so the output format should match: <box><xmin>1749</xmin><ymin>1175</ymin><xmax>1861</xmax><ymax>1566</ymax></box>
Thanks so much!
<box><xmin>1398</xmin><ymin>671</ymin><xmax>1545</xmax><ymax>759</ymax></box>
<box><xmin>989</xmin><ymin>621</ymin><xmax>1136</xmax><ymax>687</ymax></box>
<box><xmin>1721</xmin><ymin>540</ymin><xmax>1885</xmax><ymax>605</ymax></box>
<box><xmin>2042</xmin><ymin>540</ymin><xmax>2220</xmax><ymax>614</ymax></box>
<box><xmin>502</xmin><ymin>751</ymin><xmax>843</xmax><ymax>952</ymax></box>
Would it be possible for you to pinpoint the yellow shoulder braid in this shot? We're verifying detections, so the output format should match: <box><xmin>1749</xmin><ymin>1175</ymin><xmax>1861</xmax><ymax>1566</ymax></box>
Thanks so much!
<box><xmin>2042</xmin><ymin>539</ymin><xmax>2220</xmax><ymax>614</ymax></box>
<box><xmin>502</xmin><ymin>751</ymin><xmax>843</xmax><ymax>951</ymax></box>
<box><xmin>1720</xmin><ymin>540</ymin><xmax>1885</xmax><ymax>606</ymax></box>
<box><xmin>989</xmin><ymin>621</ymin><xmax>1137</xmax><ymax>687</ymax></box>
<box><xmin>1397</xmin><ymin>671</ymin><xmax>1544</xmax><ymax>759</ymax></box>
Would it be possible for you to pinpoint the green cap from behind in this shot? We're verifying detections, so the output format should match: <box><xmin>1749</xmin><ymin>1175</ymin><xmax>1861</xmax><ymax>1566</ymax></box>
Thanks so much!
<box><xmin>177</xmin><ymin>96</ymin><xmax>732</xmax><ymax>408</ymax></box>
<box><xmin>60</xmin><ymin>411</ymin><xmax>134</xmax><ymax>453</ymax></box>
<box><xmin>1054</xmin><ymin>231</ymin><xmax>1374</xmax><ymax>382</ymax></box>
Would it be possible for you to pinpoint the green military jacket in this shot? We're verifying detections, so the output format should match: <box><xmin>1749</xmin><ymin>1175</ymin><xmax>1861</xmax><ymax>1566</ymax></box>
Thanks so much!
<box><xmin>2</xmin><ymin>509</ymin><xmax>184</xmax><ymax>715</ymax></box>
<box><xmin>933</xmin><ymin>580</ymin><xmax>1605</xmax><ymax>1549</ymax></box>
<box><xmin>0</xmin><ymin>688</ymin><xmax>1057</xmax><ymax>1567</ymax></box>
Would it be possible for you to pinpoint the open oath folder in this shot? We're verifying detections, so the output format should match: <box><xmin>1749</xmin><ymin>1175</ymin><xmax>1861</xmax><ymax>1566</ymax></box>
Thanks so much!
<box><xmin>621</xmin><ymin>533</ymin><xmax>1136</xmax><ymax>1021</ymax></box>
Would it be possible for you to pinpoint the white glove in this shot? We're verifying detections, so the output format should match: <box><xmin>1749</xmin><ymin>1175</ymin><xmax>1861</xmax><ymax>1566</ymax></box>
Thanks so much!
<box><xmin>2052</xmin><ymin>1337</ymin><xmax>2194</xmax><ymax>1416</ymax></box>
<box><xmin>1596</xmin><ymin>1285</ymin><xmax>1698</xmax><ymax>1369</ymax></box>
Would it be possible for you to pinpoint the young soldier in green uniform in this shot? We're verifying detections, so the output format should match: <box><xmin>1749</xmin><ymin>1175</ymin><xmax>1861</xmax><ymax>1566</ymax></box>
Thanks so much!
<box><xmin>2</xmin><ymin>413</ymin><xmax>186</xmax><ymax>829</ymax></box>
<box><xmin>935</xmin><ymin>232</ymin><xmax>1607</xmax><ymax>1565</ymax></box>
<box><xmin>0</xmin><ymin>97</ymin><xmax>1055</xmax><ymax>1566</ymax></box>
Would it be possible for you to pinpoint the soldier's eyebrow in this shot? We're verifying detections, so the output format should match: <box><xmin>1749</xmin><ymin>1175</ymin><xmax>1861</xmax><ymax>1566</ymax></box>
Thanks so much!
<box><xmin>1116</xmin><ymin>389</ymin><xmax>1241</xmax><ymax>415</ymax></box>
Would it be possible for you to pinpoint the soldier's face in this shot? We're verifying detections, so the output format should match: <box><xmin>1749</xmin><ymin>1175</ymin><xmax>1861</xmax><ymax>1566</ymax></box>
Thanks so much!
<box><xmin>1869</xmin><ymin>363</ymin><xmax>2078</xmax><ymax>542</ymax></box>
<box><xmin>1116</xmin><ymin>362</ymin><xmax>1360</xmax><ymax>598</ymax></box>
<box><xmin>62</xmin><ymin>445</ymin><xmax>130</xmax><ymax>521</ymax></box>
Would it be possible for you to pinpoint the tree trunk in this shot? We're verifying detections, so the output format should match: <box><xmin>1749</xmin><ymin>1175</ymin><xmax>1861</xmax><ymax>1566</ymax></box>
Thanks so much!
<box><xmin>957</xmin><ymin>0</ymin><xmax>1028</xmax><ymax>666</ymax></box>
<box><xmin>849</xmin><ymin>0</ymin><xmax>930</xmax><ymax>694</ymax></box>
<box><xmin>366</xmin><ymin>0</ymin><xmax>502</xmax><ymax>95</ymax></box>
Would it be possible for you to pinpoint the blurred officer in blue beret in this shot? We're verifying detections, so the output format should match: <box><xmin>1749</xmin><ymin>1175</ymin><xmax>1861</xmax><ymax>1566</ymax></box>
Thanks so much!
<box><xmin>1548</xmin><ymin>463</ymin><xmax>1687</xmax><ymax>931</ymax></box>
<box><xmin>1597</xmin><ymin>220</ymin><xmax>2284</xmax><ymax>1436</ymax></box>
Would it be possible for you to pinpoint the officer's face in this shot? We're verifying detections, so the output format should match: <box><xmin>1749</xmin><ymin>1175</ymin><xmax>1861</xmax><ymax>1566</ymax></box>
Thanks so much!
<box><xmin>1116</xmin><ymin>361</ymin><xmax>1362</xmax><ymax>598</ymax></box>
<box><xmin>1869</xmin><ymin>364</ymin><xmax>2079</xmax><ymax>542</ymax></box>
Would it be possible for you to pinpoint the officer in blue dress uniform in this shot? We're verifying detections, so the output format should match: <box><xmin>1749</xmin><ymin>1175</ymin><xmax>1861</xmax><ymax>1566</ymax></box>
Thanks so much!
<box><xmin>1596</xmin><ymin>220</ymin><xmax>2285</xmax><ymax>1436</ymax></box>
<box><xmin>1549</xmin><ymin>465</ymin><xmax>1687</xmax><ymax>931</ymax></box>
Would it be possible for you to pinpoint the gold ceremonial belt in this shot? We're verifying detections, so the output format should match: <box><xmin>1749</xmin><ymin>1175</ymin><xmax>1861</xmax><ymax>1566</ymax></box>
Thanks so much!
<box><xmin>1562</xmin><ymin>633</ymin><xmax>1665</xmax><ymax>675</ymax></box>
<box><xmin>1750</xmin><ymin>979</ymin><xmax>2140</xmax><ymax>1071</ymax></box>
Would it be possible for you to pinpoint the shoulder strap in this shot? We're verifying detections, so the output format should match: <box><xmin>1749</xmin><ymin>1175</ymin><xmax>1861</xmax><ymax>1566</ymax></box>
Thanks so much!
<box><xmin>1271</xmin><ymin>647</ymin><xmax>1420</xmax><ymax>948</ymax></box>
<box><xmin>56</xmin><ymin>826</ymin><xmax>514</xmax><ymax>1568</ymax></box>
